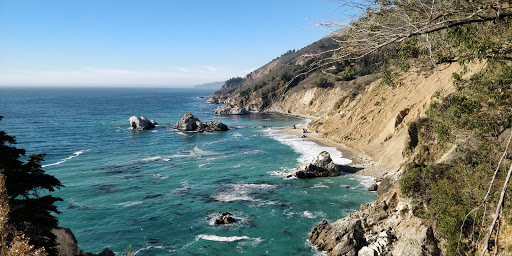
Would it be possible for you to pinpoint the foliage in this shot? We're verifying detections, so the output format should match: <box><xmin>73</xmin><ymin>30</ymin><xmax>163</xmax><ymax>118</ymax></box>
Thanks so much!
<box><xmin>380</xmin><ymin>69</ymin><xmax>397</xmax><ymax>87</ymax></box>
<box><xmin>281</xmin><ymin>49</ymin><xmax>296</xmax><ymax>57</ymax></box>
<box><xmin>314</xmin><ymin>77</ymin><xmax>333</xmax><ymax>88</ymax></box>
<box><xmin>280</xmin><ymin>72</ymin><xmax>293</xmax><ymax>82</ymax></box>
<box><xmin>224</xmin><ymin>77</ymin><xmax>245</xmax><ymax>89</ymax></box>
<box><xmin>394</xmin><ymin>37</ymin><xmax>421</xmax><ymax>71</ymax></box>
<box><xmin>117</xmin><ymin>245</ymin><xmax>136</xmax><ymax>256</ymax></box>
<box><xmin>0</xmin><ymin>116</ymin><xmax>63</xmax><ymax>255</ymax></box>
<box><xmin>400</xmin><ymin>60</ymin><xmax>512</xmax><ymax>255</ymax></box>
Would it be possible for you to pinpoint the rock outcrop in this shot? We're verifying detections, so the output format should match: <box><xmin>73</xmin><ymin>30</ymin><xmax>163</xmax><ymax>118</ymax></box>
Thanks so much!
<box><xmin>129</xmin><ymin>116</ymin><xmax>157</xmax><ymax>130</ymax></box>
<box><xmin>214</xmin><ymin>212</ymin><xmax>236</xmax><ymax>225</ymax></box>
<box><xmin>52</xmin><ymin>227</ymin><xmax>115</xmax><ymax>256</ymax></box>
<box><xmin>309</xmin><ymin>171</ymin><xmax>441</xmax><ymax>256</ymax></box>
<box><xmin>173</xmin><ymin>112</ymin><xmax>228</xmax><ymax>132</ymax></box>
<box><xmin>368</xmin><ymin>184</ymin><xmax>378</xmax><ymax>191</ymax></box>
<box><xmin>309</xmin><ymin>218</ymin><xmax>364</xmax><ymax>256</ymax></box>
<box><xmin>213</xmin><ymin>106</ymin><xmax>249</xmax><ymax>115</ymax></box>
<box><xmin>294</xmin><ymin>151</ymin><xmax>342</xmax><ymax>178</ymax></box>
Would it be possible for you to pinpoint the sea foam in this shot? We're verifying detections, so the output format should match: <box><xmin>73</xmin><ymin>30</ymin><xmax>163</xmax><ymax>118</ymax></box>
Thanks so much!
<box><xmin>212</xmin><ymin>183</ymin><xmax>278</xmax><ymax>205</ymax></box>
<box><xmin>42</xmin><ymin>149</ymin><xmax>91</xmax><ymax>168</ymax></box>
<box><xmin>264</xmin><ymin>128</ymin><xmax>351</xmax><ymax>165</ymax></box>
<box><xmin>197</xmin><ymin>234</ymin><xmax>260</xmax><ymax>242</ymax></box>
<box><xmin>140</xmin><ymin>156</ymin><xmax>172</xmax><ymax>162</ymax></box>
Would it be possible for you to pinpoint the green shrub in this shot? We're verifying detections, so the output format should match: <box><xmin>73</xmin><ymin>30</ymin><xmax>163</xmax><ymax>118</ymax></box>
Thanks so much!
<box><xmin>315</xmin><ymin>77</ymin><xmax>333</xmax><ymax>88</ymax></box>
<box><xmin>401</xmin><ymin>59</ymin><xmax>512</xmax><ymax>255</ymax></box>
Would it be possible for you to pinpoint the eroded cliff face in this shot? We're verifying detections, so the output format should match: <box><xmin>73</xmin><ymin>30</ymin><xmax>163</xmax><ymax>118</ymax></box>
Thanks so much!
<box><xmin>272</xmin><ymin>62</ymin><xmax>485</xmax><ymax>169</ymax></box>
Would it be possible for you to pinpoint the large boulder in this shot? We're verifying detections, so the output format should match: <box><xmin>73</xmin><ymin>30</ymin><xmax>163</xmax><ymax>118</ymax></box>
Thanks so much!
<box><xmin>309</xmin><ymin>218</ymin><xmax>365</xmax><ymax>256</ymax></box>
<box><xmin>203</xmin><ymin>121</ymin><xmax>229</xmax><ymax>132</ymax></box>
<box><xmin>129</xmin><ymin>116</ymin><xmax>157</xmax><ymax>130</ymax></box>
<box><xmin>295</xmin><ymin>151</ymin><xmax>342</xmax><ymax>178</ymax></box>
<box><xmin>173</xmin><ymin>112</ymin><xmax>228</xmax><ymax>132</ymax></box>
<box><xmin>213</xmin><ymin>106</ymin><xmax>249</xmax><ymax>115</ymax></box>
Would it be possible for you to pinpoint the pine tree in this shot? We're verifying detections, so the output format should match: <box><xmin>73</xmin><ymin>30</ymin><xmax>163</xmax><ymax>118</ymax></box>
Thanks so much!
<box><xmin>0</xmin><ymin>116</ymin><xmax>63</xmax><ymax>255</ymax></box>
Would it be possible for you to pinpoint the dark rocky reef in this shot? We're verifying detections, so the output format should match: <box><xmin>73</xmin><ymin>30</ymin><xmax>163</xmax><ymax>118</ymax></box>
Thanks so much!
<box><xmin>294</xmin><ymin>151</ymin><xmax>342</xmax><ymax>178</ymax></box>
<box><xmin>129</xmin><ymin>116</ymin><xmax>157</xmax><ymax>130</ymax></box>
<box><xmin>173</xmin><ymin>112</ymin><xmax>228</xmax><ymax>132</ymax></box>
<box><xmin>214</xmin><ymin>212</ymin><xmax>236</xmax><ymax>225</ymax></box>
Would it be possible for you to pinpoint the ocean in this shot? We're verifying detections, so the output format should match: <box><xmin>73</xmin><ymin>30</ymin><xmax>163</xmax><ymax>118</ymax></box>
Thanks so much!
<box><xmin>0</xmin><ymin>87</ymin><xmax>375</xmax><ymax>255</ymax></box>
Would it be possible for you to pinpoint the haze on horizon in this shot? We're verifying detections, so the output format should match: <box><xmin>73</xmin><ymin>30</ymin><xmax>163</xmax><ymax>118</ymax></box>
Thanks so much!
<box><xmin>0</xmin><ymin>0</ymin><xmax>345</xmax><ymax>88</ymax></box>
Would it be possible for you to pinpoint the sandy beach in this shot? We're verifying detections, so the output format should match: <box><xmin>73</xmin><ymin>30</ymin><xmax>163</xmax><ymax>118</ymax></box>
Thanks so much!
<box><xmin>278</xmin><ymin>125</ymin><xmax>390</xmax><ymax>180</ymax></box>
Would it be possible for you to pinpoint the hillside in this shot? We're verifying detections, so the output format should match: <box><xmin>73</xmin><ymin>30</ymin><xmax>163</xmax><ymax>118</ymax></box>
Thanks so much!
<box><xmin>193</xmin><ymin>81</ymin><xmax>224</xmax><ymax>89</ymax></box>
<box><xmin>209</xmin><ymin>8</ymin><xmax>512</xmax><ymax>255</ymax></box>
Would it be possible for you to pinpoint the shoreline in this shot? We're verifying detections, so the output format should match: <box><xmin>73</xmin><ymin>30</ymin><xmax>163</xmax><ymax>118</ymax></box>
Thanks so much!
<box><xmin>278</xmin><ymin>125</ymin><xmax>389</xmax><ymax>180</ymax></box>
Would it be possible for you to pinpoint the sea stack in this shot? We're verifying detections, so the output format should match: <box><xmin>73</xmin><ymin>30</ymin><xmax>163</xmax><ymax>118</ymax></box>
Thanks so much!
<box><xmin>129</xmin><ymin>116</ymin><xmax>157</xmax><ymax>130</ymax></box>
<box><xmin>294</xmin><ymin>151</ymin><xmax>342</xmax><ymax>178</ymax></box>
<box><xmin>173</xmin><ymin>112</ymin><xmax>228</xmax><ymax>132</ymax></box>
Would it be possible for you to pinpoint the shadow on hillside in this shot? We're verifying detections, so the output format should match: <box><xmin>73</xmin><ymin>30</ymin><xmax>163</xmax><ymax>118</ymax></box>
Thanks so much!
<box><xmin>341</xmin><ymin>165</ymin><xmax>364</xmax><ymax>174</ymax></box>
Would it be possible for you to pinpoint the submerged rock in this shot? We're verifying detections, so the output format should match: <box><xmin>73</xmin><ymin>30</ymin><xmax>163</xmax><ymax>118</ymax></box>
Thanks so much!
<box><xmin>214</xmin><ymin>212</ymin><xmax>236</xmax><ymax>225</ymax></box>
<box><xmin>213</xmin><ymin>106</ymin><xmax>249</xmax><ymax>115</ymax></box>
<box><xmin>173</xmin><ymin>112</ymin><xmax>228</xmax><ymax>132</ymax></box>
<box><xmin>129</xmin><ymin>116</ymin><xmax>157</xmax><ymax>130</ymax></box>
<box><xmin>294</xmin><ymin>151</ymin><xmax>342</xmax><ymax>178</ymax></box>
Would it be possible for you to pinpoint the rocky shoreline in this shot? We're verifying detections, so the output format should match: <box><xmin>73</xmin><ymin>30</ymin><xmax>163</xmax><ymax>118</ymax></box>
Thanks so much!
<box><xmin>278</xmin><ymin>125</ymin><xmax>389</xmax><ymax>180</ymax></box>
<box><xmin>275</xmin><ymin>124</ymin><xmax>441</xmax><ymax>255</ymax></box>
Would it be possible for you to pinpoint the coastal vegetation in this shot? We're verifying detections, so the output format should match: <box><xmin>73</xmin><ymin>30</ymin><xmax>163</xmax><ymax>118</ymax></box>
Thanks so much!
<box><xmin>401</xmin><ymin>60</ymin><xmax>512</xmax><ymax>254</ymax></box>
<box><xmin>0</xmin><ymin>116</ymin><xmax>63</xmax><ymax>255</ymax></box>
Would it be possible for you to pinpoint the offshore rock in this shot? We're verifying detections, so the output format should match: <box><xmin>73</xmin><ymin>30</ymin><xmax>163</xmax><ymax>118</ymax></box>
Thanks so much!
<box><xmin>294</xmin><ymin>151</ymin><xmax>342</xmax><ymax>178</ymax></box>
<box><xmin>129</xmin><ymin>115</ymin><xmax>157</xmax><ymax>130</ymax></box>
<box><xmin>203</xmin><ymin>121</ymin><xmax>229</xmax><ymax>132</ymax></box>
<box><xmin>213</xmin><ymin>106</ymin><xmax>249</xmax><ymax>115</ymax></box>
<box><xmin>214</xmin><ymin>212</ymin><xmax>236</xmax><ymax>225</ymax></box>
<box><xmin>173</xmin><ymin>111</ymin><xmax>201</xmax><ymax>131</ymax></box>
<box><xmin>173</xmin><ymin>112</ymin><xmax>228</xmax><ymax>132</ymax></box>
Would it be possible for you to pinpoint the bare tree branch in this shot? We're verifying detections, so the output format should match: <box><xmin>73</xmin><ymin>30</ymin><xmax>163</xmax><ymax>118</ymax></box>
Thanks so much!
<box><xmin>311</xmin><ymin>0</ymin><xmax>512</xmax><ymax>63</ymax></box>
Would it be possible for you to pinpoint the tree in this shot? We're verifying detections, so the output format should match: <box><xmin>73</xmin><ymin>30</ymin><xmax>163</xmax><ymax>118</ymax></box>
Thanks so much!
<box><xmin>0</xmin><ymin>116</ymin><xmax>63</xmax><ymax>255</ymax></box>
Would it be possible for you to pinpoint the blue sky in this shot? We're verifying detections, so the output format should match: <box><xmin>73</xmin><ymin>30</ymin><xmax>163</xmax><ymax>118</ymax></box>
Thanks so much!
<box><xmin>0</xmin><ymin>0</ymin><xmax>345</xmax><ymax>87</ymax></box>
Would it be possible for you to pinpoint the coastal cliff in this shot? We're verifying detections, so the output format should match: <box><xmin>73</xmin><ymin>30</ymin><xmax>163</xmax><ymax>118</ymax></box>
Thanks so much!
<box><xmin>209</xmin><ymin>25</ymin><xmax>512</xmax><ymax>254</ymax></box>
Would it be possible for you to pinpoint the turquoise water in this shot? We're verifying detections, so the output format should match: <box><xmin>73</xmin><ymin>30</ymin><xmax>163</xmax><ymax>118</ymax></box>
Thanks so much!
<box><xmin>0</xmin><ymin>87</ymin><xmax>375</xmax><ymax>255</ymax></box>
